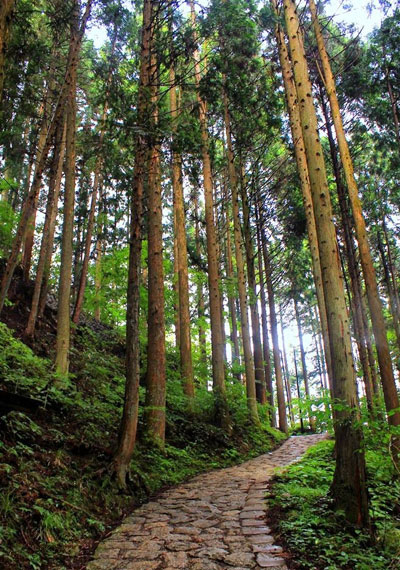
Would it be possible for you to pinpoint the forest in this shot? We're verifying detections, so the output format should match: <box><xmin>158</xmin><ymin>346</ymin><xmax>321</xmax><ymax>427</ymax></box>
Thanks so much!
<box><xmin>1</xmin><ymin>0</ymin><xmax>400</xmax><ymax>568</ymax></box>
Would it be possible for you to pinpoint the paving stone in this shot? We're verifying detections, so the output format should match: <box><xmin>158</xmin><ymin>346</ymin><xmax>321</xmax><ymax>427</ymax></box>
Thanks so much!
<box><xmin>116</xmin><ymin>562</ymin><xmax>161</xmax><ymax>570</ymax></box>
<box><xmin>240</xmin><ymin>511</ymin><xmax>265</xmax><ymax>519</ymax></box>
<box><xmin>256</xmin><ymin>553</ymin><xmax>287</xmax><ymax>568</ymax></box>
<box><xmin>247</xmin><ymin>534</ymin><xmax>275</xmax><ymax>544</ymax></box>
<box><xmin>241</xmin><ymin>519</ymin><xmax>268</xmax><ymax>527</ymax></box>
<box><xmin>87</xmin><ymin>561</ymin><xmax>120</xmax><ymax>570</ymax></box>
<box><xmin>88</xmin><ymin>434</ymin><xmax>327</xmax><ymax>570</ymax></box>
<box><xmin>224</xmin><ymin>551</ymin><xmax>256</xmax><ymax>567</ymax></box>
<box><xmin>242</xmin><ymin>526</ymin><xmax>271</xmax><ymax>535</ymax></box>
<box><xmin>93</xmin><ymin>548</ymin><xmax>120</xmax><ymax>559</ymax></box>
<box><xmin>252</xmin><ymin>544</ymin><xmax>283</xmax><ymax>554</ymax></box>
<box><xmin>162</xmin><ymin>551</ymin><xmax>189</xmax><ymax>567</ymax></box>
<box><xmin>190</xmin><ymin>560</ymin><xmax>224</xmax><ymax>570</ymax></box>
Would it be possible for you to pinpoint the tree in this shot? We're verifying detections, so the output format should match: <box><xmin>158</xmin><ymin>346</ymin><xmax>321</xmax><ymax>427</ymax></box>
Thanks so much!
<box><xmin>113</xmin><ymin>0</ymin><xmax>156</xmax><ymax>486</ymax></box>
<box><xmin>309</xmin><ymin>0</ymin><xmax>400</xmax><ymax>437</ymax></box>
<box><xmin>0</xmin><ymin>0</ymin><xmax>15</xmax><ymax>103</ymax></box>
<box><xmin>282</xmin><ymin>0</ymin><xmax>369</xmax><ymax>526</ymax></box>
<box><xmin>190</xmin><ymin>0</ymin><xmax>229</xmax><ymax>428</ymax></box>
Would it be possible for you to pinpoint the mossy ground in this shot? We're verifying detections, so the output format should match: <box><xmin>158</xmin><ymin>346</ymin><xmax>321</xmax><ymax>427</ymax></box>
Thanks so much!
<box><xmin>0</xmin><ymin>321</ymin><xmax>285</xmax><ymax>569</ymax></box>
<box><xmin>268</xmin><ymin>438</ymin><xmax>400</xmax><ymax>570</ymax></box>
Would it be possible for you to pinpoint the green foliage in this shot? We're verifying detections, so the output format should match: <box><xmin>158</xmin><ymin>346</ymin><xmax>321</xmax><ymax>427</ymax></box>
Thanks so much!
<box><xmin>0</xmin><ymin>198</ymin><xmax>18</xmax><ymax>256</ymax></box>
<box><xmin>0</xmin><ymin>323</ymin><xmax>51</xmax><ymax>395</ymax></box>
<box><xmin>270</xmin><ymin>438</ymin><xmax>400</xmax><ymax>569</ymax></box>
<box><xmin>0</xmin><ymin>320</ymin><xmax>284</xmax><ymax>569</ymax></box>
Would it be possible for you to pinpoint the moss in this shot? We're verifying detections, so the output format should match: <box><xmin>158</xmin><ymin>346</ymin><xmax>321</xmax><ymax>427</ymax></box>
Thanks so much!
<box><xmin>0</xmin><ymin>321</ymin><xmax>284</xmax><ymax>569</ymax></box>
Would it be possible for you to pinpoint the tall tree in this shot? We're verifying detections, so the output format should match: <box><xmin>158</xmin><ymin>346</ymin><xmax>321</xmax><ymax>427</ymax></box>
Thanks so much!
<box><xmin>113</xmin><ymin>0</ymin><xmax>156</xmax><ymax>486</ymax></box>
<box><xmin>170</xmin><ymin>57</ymin><xmax>195</xmax><ymax>405</ymax></box>
<box><xmin>309</xmin><ymin>0</ymin><xmax>400</xmax><ymax>436</ymax></box>
<box><xmin>224</xmin><ymin>87</ymin><xmax>259</xmax><ymax>424</ymax></box>
<box><xmin>55</xmin><ymin>0</ymin><xmax>89</xmax><ymax>375</ymax></box>
<box><xmin>0</xmin><ymin>0</ymin><xmax>15</xmax><ymax>103</ymax></box>
<box><xmin>0</xmin><ymin>0</ymin><xmax>93</xmax><ymax>313</ymax></box>
<box><xmin>271</xmin><ymin>0</ymin><xmax>333</xmax><ymax>391</ymax></box>
<box><xmin>190</xmin><ymin>0</ymin><xmax>229</xmax><ymax>428</ymax></box>
<box><xmin>283</xmin><ymin>0</ymin><xmax>369</xmax><ymax>526</ymax></box>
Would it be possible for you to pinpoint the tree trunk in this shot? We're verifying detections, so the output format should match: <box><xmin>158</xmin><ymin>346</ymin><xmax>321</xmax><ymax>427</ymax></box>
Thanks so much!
<box><xmin>223</xmin><ymin>87</ymin><xmax>259</xmax><ymax>425</ymax></box>
<box><xmin>22</xmin><ymin>61</ymin><xmax>58</xmax><ymax>282</ymax></box>
<box><xmin>256</xmin><ymin>219</ymin><xmax>275</xmax><ymax>425</ymax></box>
<box><xmin>262</xmin><ymin>234</ymin><xmax>288</xmax><ymax>434</ymax></box>
<box><xmin>72</xmin><ymin>30</ymin><xmax>117</xmax><ymax>325</ymax></box>
<box><xmin>113</xmin><ymin>0</ymin><xmax>155</xmax><ymax>487</ymax></box>
<box><xmin>240</xmin><ymin>173</ymin><xmax>266</xmax><ymax>405</ymax></box>
<box><xmin>271</xmin><ymin>1</ymin><xmax>333</xmax><ymax>393</ymax></box>
<box><xmin>294</xmin><ymin>297</ymin><xmax>315</xmax><ymax>428</ymax></box>
<box><xmin>224</xmin><ymin>176</ymin><xmax>241</xmax><ymax>380</ymax></box>
<box><xmin>283</xmin><ymin>0</ymin><xmax>369</xmax><ymax>527</ymax></box>
<box><xmin>0</xmin><ymin>0</ymin><xmax>15</xmax><ymax>102</ymax></box>
<box><xmin>293</xmin><ymin>349</ymin><xmax>305</xmax><ymax>432</ymax></box>
<box><xmin>170</xmin><ymin>69</ymin><xmax>195</xmax><ymax>404</ymax></box>
<box><xmin>310</xmin><ymin>0</ymin><xmax>400</xmax><ymax>433</ymax></box>
<box><xmin>191</xmin><ymin>2</ymin><xmax>229</xmax><ymax>428</ymax></box>
<box><xmin>55</xmin><ymin>0</ymin><xmax>80</xmax><ymax>376</ymax></box>
<box><xmin>318</xmin><ymin>83</ymin><xmax>375</xmax><ymax>410</ymax></box>
<box><xmin>25</xmin><ymin>119</ymin><xmax>67</xmax><ymax>338</ymax></box>
<box><xmin>93</xmin><ymin>185</ymin><xmax>105</xmax><ymax>322</ymax></box>
<box><xmin>145</xmin><ymin>140</ymin><xmax>166</xmax><ymax>444</ymax></box>
<box><xmin>194</xmin><ymin>193</ymin><xmax>207</xmax><ymax>364</ymax></box>
<box><xmin>279</xmin><ymin>306</ymin><xmax>294</xmax><ymax>427</ymax></box>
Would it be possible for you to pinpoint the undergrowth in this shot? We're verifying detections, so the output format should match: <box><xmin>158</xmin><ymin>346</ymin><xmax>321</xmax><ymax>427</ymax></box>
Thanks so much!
<box><xmin>268</xmin><ymin>437</ymin><xmax>400</xmax><ymax>570</ymax></box>
<box><xmin>0</xmin><ymin>322</ymin><xmax>284</xmax><ymax>569</ymax></box>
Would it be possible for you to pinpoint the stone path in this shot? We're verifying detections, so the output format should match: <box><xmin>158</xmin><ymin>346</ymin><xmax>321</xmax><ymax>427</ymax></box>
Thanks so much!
<box><xmin>87</xmin><ymin>434</ymin><xmax>327</xmax><ymax>570</ymax></box>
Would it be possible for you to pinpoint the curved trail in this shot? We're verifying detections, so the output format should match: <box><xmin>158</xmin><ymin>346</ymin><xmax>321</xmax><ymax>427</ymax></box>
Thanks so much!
<box><xmin>87</xmin><ymin>433</ymin><xmax>327</xmax><ymax>570</ymax></box>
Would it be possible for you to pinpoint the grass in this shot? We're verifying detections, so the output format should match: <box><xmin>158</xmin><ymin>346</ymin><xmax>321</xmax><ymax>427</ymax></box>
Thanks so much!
<box><xmin>268</xmin><ymin>437</ymin><xmax>400</xmax><ymax>570</ymax></box>
<box><xmin>0</xmin><ymin>321</ymin><xmax>285</xmax><ymax>569</ymax></box>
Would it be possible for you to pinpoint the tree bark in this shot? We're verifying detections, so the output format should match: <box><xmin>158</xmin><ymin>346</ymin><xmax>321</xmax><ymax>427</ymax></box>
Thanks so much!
<box><xmin>224</xmin><ymin>175</ymin><xmax>241</xmax><ymax>380</ymax></box>
<box><xmin>256</xmin><ymin>218</ymin><xmax>275</xmax><ymax>425</ymax></box>
<box><xmin>294</xmin><ymin>297</ymin><xmax>315</xmax><ymax>428</ymax></box>
<box><xmin>310</xmin><ymin>0</ymin><xmax>400</xmax><ymax>432</ymax></box>
<box><xmin>145</xmin><ymin>140</ymin><xmax>166</xmax><ymax>444</ymax></box>
<box><xmin>25</xmin><ymin>119</ymin><xmax>67</xmax><ymax>338</ymax></box>
<box><xmin>279</xmin><ymin>306</ymin><xmax>294</xmax><ymax>427</ymax></box>
<box><xmin>113</xmin><ymin>0</ymin><xmax>155</xmax><ymax>486</ymax></box>
<box><xmin>318</xmin><ymin>83</ymin><xmax>375</xmax><ymax>410</ymax></box>
<box><xmin>283</xmin><ymin>0</ymin><xmax>369</xmax><ymax>526</ymax></box>
<box><xmin>240</xmin><ymin>173</ymin><xmax>266</xmax><ymax>405</ymax></box>
<box><xmin>262</xmin><ymin>234</ymin><xmax>288</xmax><ymax>434</ymax></box>
<box><xmin>55</xmin><ymin>0</ymin><xmax>81</xmax><ymax>376</ymax></box>
<box><xmin>170</xmin><ymin>69</ymin><xmax>195</xmax><ymax>404</ymax></box>
<box><xmin>271</xmin><ymin>1</ymin><xmax>333</xmax><ymax>393</ymax></box>
<box><xmin>224</xmin><ymin>87</ymin><xmax>259</xmax><ymax>424</ymax></box>
<box><xmin>72</xmin><ymin>30</ymin><xmax>117</xmax><ymax>325</ymax></box>
<box><xmin>191</xmin><ymin>2</ymin><xmax>229</xmax><ymax>427</ymax></box>
<box><xmin>0</xmin><ymin>0</ymin><xmax>15</xmax><ymax>103</ymax></box>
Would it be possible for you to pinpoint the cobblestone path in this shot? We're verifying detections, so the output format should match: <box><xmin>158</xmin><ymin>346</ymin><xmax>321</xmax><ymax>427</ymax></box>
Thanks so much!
<box><xmin>87</xmin><ymin>433</ymin><xmax>327</xmax><ymax>570</ymax></box>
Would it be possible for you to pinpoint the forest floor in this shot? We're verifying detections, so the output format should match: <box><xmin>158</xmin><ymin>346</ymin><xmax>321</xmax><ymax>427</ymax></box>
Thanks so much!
<box><xmin>87</xmin><ymin>433</ymin><xmax>326</xmax><ymax>570</ymax></box>
<box><xmin>0</xmin><ymin>265</ymin><xmax>287</xmax><ymax>569</ymax></box>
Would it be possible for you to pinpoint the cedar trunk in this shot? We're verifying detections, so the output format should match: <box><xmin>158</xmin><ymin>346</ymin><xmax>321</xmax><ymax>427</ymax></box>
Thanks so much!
<box><xmin>224</xmin><ymin>88</ymin><xmax>259</xmax><ymax>424</ymax></box>
<box><xmin>113</xmin><ymin>0</ymin><xmax>155</xmax><ymax>486</ymax></box>
<box><xmin>309</xmin><ymin>0</ymin><xmax>400</xmax><ymax>432</ymax></box>
<box><xmin>283</xmin><ymin>0</ymin><xmax>369</xmax><ymax>526</ymax></box>
<box><xmin>191</xmin><ymin>2</ymin><xmax>228</xmax><ymax>427</ymax></box>
<box><xmin>170</xmin><ymin>68</ymin><xmax>195</xmax><ymax>403</ymax></box>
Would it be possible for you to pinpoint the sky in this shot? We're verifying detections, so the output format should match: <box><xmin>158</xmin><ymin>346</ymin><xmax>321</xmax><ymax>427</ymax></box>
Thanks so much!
<box><xmin>88</xmin><ymin>0</ymin><xmax>389</xmax><ymax>48</ymax></box>
<box><xmin>325</xmin><ymin>0</ymin><xmax>384</xmax><ymax>36</ymax></box>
